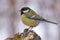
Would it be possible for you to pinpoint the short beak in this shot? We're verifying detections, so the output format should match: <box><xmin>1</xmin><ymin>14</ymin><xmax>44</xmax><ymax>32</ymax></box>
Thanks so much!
<box><xmin>18</xmin><ymin>10</ymin><xmax>21</xmax><ymax>15</ymax></box>
<box><xmin>19</xmin><ymin>10</ymin><xmax>21</xmax><ymax>12</ymax></box>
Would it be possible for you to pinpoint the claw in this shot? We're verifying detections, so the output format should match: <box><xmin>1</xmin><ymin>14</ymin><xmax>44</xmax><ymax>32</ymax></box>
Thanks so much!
<box><xmin>23</xmin><ymin>28</ymin><xmax>29</xmax><ymax>37</ymax></box>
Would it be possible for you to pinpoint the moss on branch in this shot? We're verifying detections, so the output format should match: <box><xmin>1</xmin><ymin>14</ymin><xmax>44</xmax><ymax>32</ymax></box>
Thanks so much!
<box><xmin>5</xmin><ymin>28</ymin><xmax>41</xmax><ymax>40</ymax></box>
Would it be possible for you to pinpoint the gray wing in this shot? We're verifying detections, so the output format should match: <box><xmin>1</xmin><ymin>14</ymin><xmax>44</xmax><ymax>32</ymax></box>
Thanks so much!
<box><xmin>28</xmin><ymin>15</ymin><xmax>43</xmax><ymax>23</ymax></box>
<box><xmin>30</xmin><ymin>15</ymin><xmax>44</xmax><ymax>21</ymax></box>
<box><xmin>27</xmin><ymin>15</ymin><xmax>57</xmax><ymax>24</ymax></box>
<box><xmin>26</xmin><ymin>14</ymin><xmax>44</xmax><ymax>21</ymax></box>
<box><xmin>29</xmin><ymin>15</ymin><xmax>57</xmax><ymax>24</ymax></box>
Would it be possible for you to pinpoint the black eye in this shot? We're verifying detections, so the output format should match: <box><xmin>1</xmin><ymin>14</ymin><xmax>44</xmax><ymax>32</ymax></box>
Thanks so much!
<box><xmin>22</xmin><ymin>8</ymin><xmax>28</xmax><ymax>11</ymax></box>
<box><xmin>21</xmin><ymin>7</ymin><xmax>30</xmax><ymax>11</ymax></box>
<box><xmin>21</xmin><ymin>7</ymin><xmax>30</xmax><ymax>15</ymax></box>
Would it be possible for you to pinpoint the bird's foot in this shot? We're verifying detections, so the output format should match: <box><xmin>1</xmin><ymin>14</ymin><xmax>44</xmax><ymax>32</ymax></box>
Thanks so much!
<box><xmin>28</xmin><ymin>27</ymin><xmax>33</xmax><ymax>32</ymax></box>
<box><xmin>24</xmin><ymin>28</ymin><xmax>33</xmax><ymax>33</ymax></box>
<box><xmin>24</xmin><ymin>28</ymin><xmax>29</xmax><ymax>33</ymax></box>
<box><xmin>23</xmin><ymin>28</ymin><xmax>29</xmax><ymax>37</ymax></box>
<box><xmin>23</xmin><ymin>28</ymin><xmax>33</xmax><ymax>37</ymax></box>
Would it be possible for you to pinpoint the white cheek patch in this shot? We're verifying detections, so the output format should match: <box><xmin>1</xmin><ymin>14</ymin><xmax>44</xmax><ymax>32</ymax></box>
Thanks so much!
<box><xmin>23</xmin><ymin>9</ymin><xmax>29</xmax><ymax>13</ymax></box>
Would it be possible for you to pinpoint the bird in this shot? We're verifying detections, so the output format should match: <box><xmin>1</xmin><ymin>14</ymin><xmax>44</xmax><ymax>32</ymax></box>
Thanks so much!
<box><xmin>19</xmin><ymin>7</ymin><xmax>57</xmax><ymax>29</ymax></box>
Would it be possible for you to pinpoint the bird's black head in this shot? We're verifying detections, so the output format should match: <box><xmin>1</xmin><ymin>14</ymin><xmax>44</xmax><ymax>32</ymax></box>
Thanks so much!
<box><xmin>20</xmin><ymin>7</ymin><xmax>30</xmax><ymax>15</ymax></box>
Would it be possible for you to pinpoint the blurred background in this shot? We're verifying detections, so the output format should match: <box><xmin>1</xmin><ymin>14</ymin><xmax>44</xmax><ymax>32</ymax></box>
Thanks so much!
<box><xmin>0</xmin><ymin>0</ymin><xmax>60</xmax><ymax>40</ymax></box>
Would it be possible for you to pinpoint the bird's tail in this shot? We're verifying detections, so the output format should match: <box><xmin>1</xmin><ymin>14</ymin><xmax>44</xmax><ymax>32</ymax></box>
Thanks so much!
<box><xmin>42</xmin><ymin>19</ymin><xmax>57</xmax><ymax>24</ymax></box>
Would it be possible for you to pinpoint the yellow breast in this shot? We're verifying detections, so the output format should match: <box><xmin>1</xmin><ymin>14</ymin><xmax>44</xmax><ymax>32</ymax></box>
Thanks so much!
<box><xmin>21</xmin><ymin>14</ymin><xmax>38</xmax><ymax>27</ymax></box>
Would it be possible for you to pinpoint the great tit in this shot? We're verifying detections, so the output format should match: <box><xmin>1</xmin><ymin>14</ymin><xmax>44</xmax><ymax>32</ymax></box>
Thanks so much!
<box><xmin>19</xmin><ymin>7</ymin><xmax>57</xmax><ymax>28</ymax></box>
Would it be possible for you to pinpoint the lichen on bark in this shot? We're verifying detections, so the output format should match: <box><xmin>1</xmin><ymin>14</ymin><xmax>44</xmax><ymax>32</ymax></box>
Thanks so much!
<box><xmin>5</xmin><ymin>28</ymin><xmax>41</xmax><ymax>40</ymax></box>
